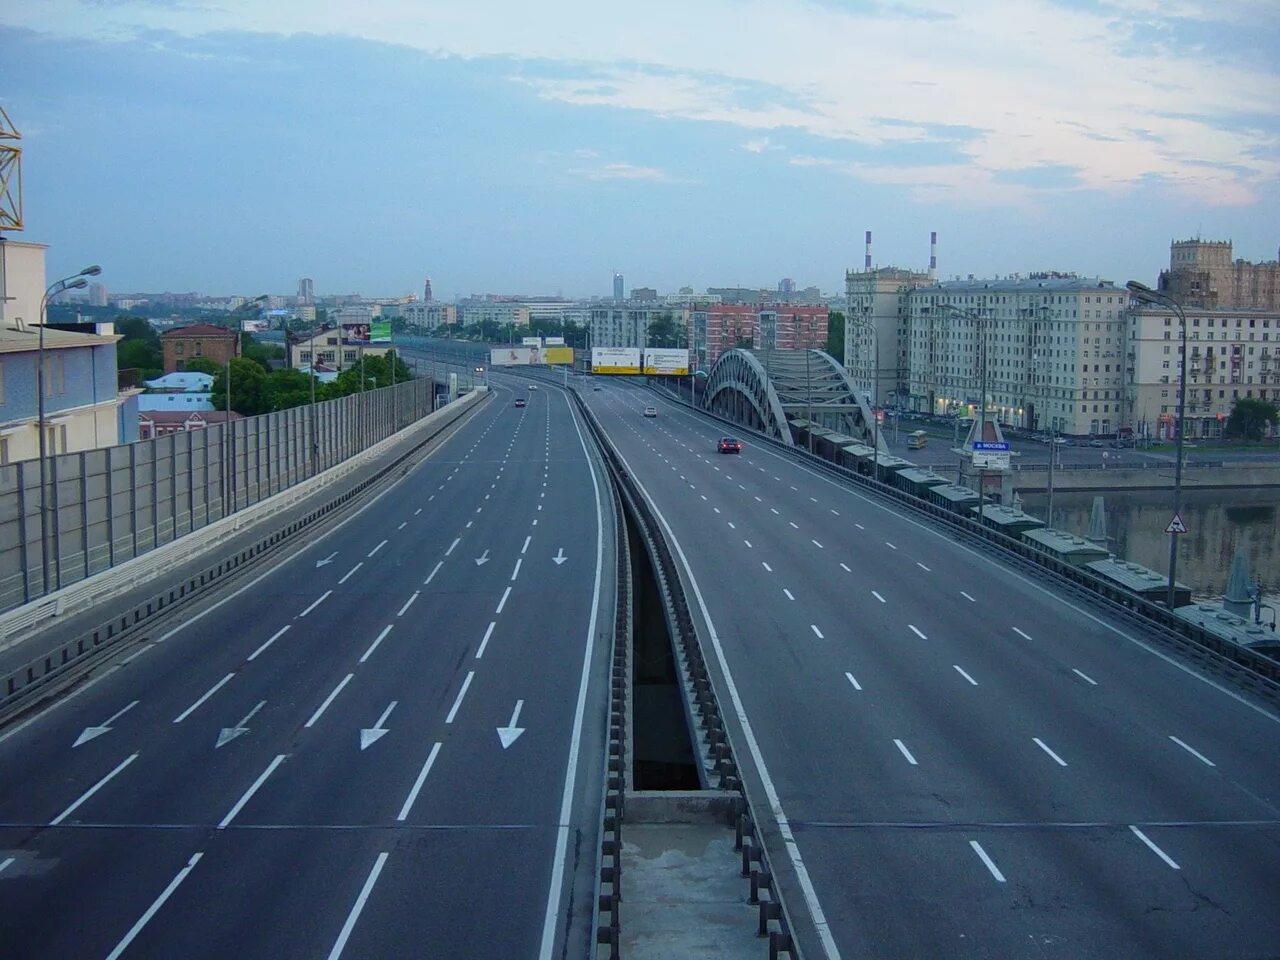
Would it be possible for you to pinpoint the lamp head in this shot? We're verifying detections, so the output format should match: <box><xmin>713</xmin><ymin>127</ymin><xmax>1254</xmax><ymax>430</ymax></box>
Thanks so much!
<box><xmin>79</xmin><ymin>265</ymin><xmax>103</xmax><ymax>278</ymax></box>
<box><xmin>68</xmin><ymin>277</ymin><xmax>89</xmax><ymax>290</ymax></box>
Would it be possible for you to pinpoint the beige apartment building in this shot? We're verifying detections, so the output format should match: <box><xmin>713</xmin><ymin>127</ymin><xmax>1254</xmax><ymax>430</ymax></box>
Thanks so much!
<box><xmin>845</xmin><ymin>266</ymin><xmax>930</xmax><ymax>407</ymax></box>
<box><xmin>1161</xmin><ymin>238</ymin><xmax>1280</xmax><ymax>311</ymax></box>
<box><xmin>904</xmin><ymin>275</ymin><xmax>1129</xmax><ymax>437</ymax></box>
<box><xmin>1126</xmin><ymin>305</ymin><xmax>1280</xmax><ymax>440</ymax></box>
<box><xmin>290</xmin><ymin>329</ymin><xmax>388</xmax><ymax>373</ymax></box>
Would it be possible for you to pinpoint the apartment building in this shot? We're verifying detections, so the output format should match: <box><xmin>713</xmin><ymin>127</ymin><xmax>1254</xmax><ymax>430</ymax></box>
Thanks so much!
<box><xmin>161</xmin><ymin>323</ymin><xmax>239</xmax><ymax>374</ymax></box>
<box><xmin>905</xmin><ymin>275</ymin><xmax>1129</xmax><ymax>437</ymax></box>
<box><xmin>1126</xmin><ymin>305</ymin><xmax>1280</xmax><ymax>440</ymax></box>
<box><xmin>289</xmin><ymin>329</ymin><xmax>389</xmax><ymax>373</ymax></box>
<box><xmin>690</xmin><ymin>304</ymin><xmax>828</xmax><ymax>370</ymax></box>
<box><xmin>1161</xmin><ymin>238</ymin><xmax>1280</xmax><ymax>311</ymax></box>
<box><xmin>590</xmin><ymin>305</ymin><xmax>691</xmax><ymax>352</ymax></box>
<box><xmin>846</xmin><ymin>266</ymin><xmax>931</xmax><ymax>406</ymax></box>
<box><xmin>402</xmin><ymin>303</ymin><xmax>457</xmax><ymax>331</ymax></box>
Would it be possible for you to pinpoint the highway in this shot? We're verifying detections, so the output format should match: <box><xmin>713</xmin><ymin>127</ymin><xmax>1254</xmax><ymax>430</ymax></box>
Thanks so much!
<box><xmin>585</xmin><ymin>377</ymin><xmax>1280</xmax><ymax>959</ymax></box>
<box><xmin>0</xmin><ymin>379</ymin><xmax>614</xmax><ymax>959</ymax></box>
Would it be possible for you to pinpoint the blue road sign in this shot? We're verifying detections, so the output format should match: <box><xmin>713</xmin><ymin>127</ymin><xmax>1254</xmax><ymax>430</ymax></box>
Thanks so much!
<box><xmin>972</xmin><ymin>441</ymin><xmax>1009</xmax><ymax>451</ymax></box>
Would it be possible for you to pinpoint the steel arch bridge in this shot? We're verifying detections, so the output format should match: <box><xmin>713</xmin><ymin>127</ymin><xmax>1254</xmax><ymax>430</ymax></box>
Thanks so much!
<box><xmin>701</xmin><ymin>348</ymin><xmax>885</xmax><ymax>449</ymax></box>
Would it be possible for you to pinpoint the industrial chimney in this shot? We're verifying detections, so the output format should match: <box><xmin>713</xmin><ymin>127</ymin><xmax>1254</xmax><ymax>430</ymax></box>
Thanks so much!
<box><xmin>929</xmin><ymin>231</ymin><xmax>938</xmax><ymax>279</ymax></box>
<box><xmin>864</xmin><ymin>231</ymin><xmax>872</xmax><ymax>271</ymax></box>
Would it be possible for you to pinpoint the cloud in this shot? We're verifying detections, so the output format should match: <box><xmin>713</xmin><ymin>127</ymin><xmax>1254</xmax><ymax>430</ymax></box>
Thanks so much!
<box><xmin>568</xmin><ymin>161</ymin><xmax>692</xmax><ymax>183</ymax></box>
<box><xmin>7</xmin><ymin>0</ymin><xmax>1278</xmax><ymax>206</ymax></box>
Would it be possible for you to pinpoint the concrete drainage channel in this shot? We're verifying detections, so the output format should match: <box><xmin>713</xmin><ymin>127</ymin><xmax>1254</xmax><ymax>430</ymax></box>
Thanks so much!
<box><xmin>0</xmin><ymin>393</ymin><xmax>490</xmax><ymax>725</ymax></box>
<box><xmin>579</xmin><ymin>393</ymin><xmax>799</xmax><ymax>959</ymax></box>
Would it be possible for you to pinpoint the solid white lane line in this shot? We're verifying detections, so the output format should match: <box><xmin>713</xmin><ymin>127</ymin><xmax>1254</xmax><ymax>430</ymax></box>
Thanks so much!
<box><xmin>1033</xmin><ymin>737</ymin><xmax>1068</xmax><ymax>766</ymax></box>
<box><xmin>893</xmin><ymin>739</ymin><xmax>918</xmax><ymax>765</ymax></box>
<box><xmin>445</xmin><ymin>671</ymin><xmax>474</xmax><ymax>724</ymax></box>
<box><xmin>953</xmin><ymin>665</ymin><xmax>979</xmax><ymax>686</ymax></box>
<box><xmin>359</xmin><ymin>625</ymin><xmax>394</xmax><ymax>664</ymax></box>
<box><xmin>1013</xmin><ymin>626</ymin><xmax>1033</xmax><ymax>640</ymax></box>
<box><xmin>173</xmin><ymin>673</ymin><xmax>235</xmax><ymax>723</ymax></box>
<box><xmin>783</xmin><ymin>589</ymin><xmax>795</xmax><ymax>600</ymax></box>
<box><xmin>338</xmin><ymin>562</ymin><xmax>362</xmax><ymax>585</ymax></box>
<box><xmin>1129</xmin><ymin>826</ymin><xmax>1181</xmax><ymax>870</ymax></box>
<box><xmin>424</xmin><ymin>561</ymin><xmax>443</xmax><ymax>585</ymax></box>
<box><xmin>969</xmin><ymin>841</ymin><xmax>1006</xmax><ymax>883</ymax></box>
<box><xmin>104</xmin><ymin>852</ymin><xmax>204</xmax><ymax>960</ymax></box>
<box><xmin>298</xmin><ymin>590</ymin><xmax>333</xmax><ymax>618</ymax></box>
<box><xmin>811</xmin><ymin>624</ymin><xmax>824</xmax><ymax>639</ymax></box>
<box><xmin>961</xmin><ymin>591</ymin><xmax>976</xmax><ymax>602</ymax></box>
<box><xmin>306</xmin><ymin>674</ymin><xmax>354</xmax><ymax>728</ymax></box>
<box><xmin>885</xmin><ymin>541</ymin><xmax>897</xmax><ymax>550</ymax></box>
<box><xmin>218</xmin><ymin>754</ymin><xmax>286</xmax><ymax>829</ymax></box>
<box><xmin>845</xmin><ymin>672</ymin><xmax>862</xmax><ymax>691</ymax></box>
<box><xmin>909</xmin><ymin>624</ymin><xmax>927</xmax><ymax>639</ymax></box>
<box><xmin>521</xmin><ymin>535</ymin><xmax>532</xmax><ymax>555</ymax></box>
<box><xmin>840</xmin><ymin>563</ymin><xmax>851</xmax><ymax>572</ymax></box>
<box><xmin>812</xmin><ymin>540</ymin><xmax>824</xmax><ymax>549</ymax></box>
<box><xmin>367</xmin><ymin>540</ymin><xmax>388</xmax><ymax>558</ymax></box>
<box><xmin>397</xmin><ymin>592</ymin><xmax>419</xmax><ymax>617</ymax></box>
<box><xmin>326</xmin><ymin>852</ymin><xmax>390</xmax><ymax>960</ymax></box>
<box><xmin>247</xmin><ymin>626</ymin><xmax>290</xmax><ymax>662</ymax></box>
<box><xmin>1072</xmin><ymin>668</ymin><xmax>1099</xmax><ymax>686</ymax></box>
<box><xmin>496</xmin><ymin>586</ymin><xmax>512</xmax><ymax>614</ymax></box>
<box><xmin>917</xmin><ymin>562</ymin><xmax>931</xmax><ymax>571</ymax></box>
<box><xmin>51</xmin><ymin>753</ymin><xmax>139</xmax><ymax>825</ymax></box>
<box><xmin>445</xmin><ymin>537</ymin><xmax>461</xmax><ymax>556</ymax></box>
<box><xmin>1169</xmin><ymin>736</ymin><xmax>1216</xmax><ymax>767</ymax></box>
<box><xmin>511</xmin><ymin>558</ymin><xmax>523</xmax><ymax>581</ymax></box>
<box><xmin>476</xmin><ymin>622</ymin><xmax>496</xmax><ymax>659</ymax></box>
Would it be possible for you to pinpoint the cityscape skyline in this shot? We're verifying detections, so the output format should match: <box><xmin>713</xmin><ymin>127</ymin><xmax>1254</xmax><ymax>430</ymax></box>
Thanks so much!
<box><xmin>1</xmin><ymin>2</ymin><xmax>1277</xmax><ymax>297</ymax></box>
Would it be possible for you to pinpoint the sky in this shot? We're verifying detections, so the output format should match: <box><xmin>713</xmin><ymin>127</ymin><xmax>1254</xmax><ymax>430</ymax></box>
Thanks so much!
<box><xmin>1</xmin><ymin>0</ymin><xmax>1277</xmax><ymax>300</ymax></box>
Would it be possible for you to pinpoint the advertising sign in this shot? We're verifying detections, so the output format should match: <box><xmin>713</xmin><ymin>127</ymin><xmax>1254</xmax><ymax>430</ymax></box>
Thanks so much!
<box><xmin>490</xmin><ymin>347</ymin><xmax>533</xmax><ymax>366</ymax></box>
<box><xmin>591</xmin><ymin>347</ymin><xmax>642</xmax><ymax>374</ymax></box>
<box><xmin>522</xmin><ymin>336</ymin><xmax>543</xmax><ymax>347</ymax></box>
<box><xmin>643</xmin><ymin>348</ymin><xmax>691</xmax><ymax>376</ymax></box>
<box><xmin>240</xmin><ymin>319</ymin><xmax>269</xmax><ymax>333</ymax></box>
<box><xmin>544</xmin><ymin>336</ymin><xmax>566</xmax><ymax>346</ymax></box>
<box><xmin>342</xmin><ymin>321</ymin><xmax>392</xmax><ymax>345</ymax></box>
<box><xmin>544</xmin><ymin>346</ymin><xmax>574</xmax><ymax>366</ymax></box>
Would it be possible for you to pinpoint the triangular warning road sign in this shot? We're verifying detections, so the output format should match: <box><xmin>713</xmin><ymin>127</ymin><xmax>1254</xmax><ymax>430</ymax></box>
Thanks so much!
<box><xmin>1165</xmin><ymin>513</ymin><xmax>1188</xmax><ymax>535</ymax></box>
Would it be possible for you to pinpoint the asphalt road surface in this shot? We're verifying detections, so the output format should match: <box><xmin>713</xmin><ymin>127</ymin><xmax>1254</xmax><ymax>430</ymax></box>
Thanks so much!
<box><xmin>586</xmin><ymin>377</ymin><xmax>1280</xmax><ymax>960</ymax></box>
<box><xmin>0</xmin><ymin>380</ymin><xmax>614</xmax><ymax>960</ymax></box>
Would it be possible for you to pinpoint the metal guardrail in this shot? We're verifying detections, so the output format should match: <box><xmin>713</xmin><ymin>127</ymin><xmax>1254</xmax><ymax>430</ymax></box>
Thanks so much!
<box><xmin>648</xmin><ymin>381</ymin><xmax>1280</xmax><ymax>704</ymax></box>
<box><xmin>574</xmin><ymin>387</ymin><xmax>801</xmax><ymax>957</ymax></box>
<box><xmin>0</xmin><ymin>392</ymin><xmax>489</xmax><ymax>723</ymax></box>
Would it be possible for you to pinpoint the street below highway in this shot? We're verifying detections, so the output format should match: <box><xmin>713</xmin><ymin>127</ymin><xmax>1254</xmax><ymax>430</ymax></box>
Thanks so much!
<box><xmin>586</xmin><ymin>377</ymin><xmax>1280</xmax><ymax>960</ymax></box>
<box><xmin>0</xmin><ymin>380</ymin><xmax>614</xmax><ymax>959</ymax></box>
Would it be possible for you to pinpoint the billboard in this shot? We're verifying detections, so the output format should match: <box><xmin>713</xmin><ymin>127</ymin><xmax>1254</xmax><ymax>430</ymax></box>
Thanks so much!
<box><xmin>342</xmin><ymin>321</ymin><xmax>393</xmax><ymax>345</ymax></box>
<box><xmin>490</xmin><ymin>346</ymin><xmax>542</xmax><ymax>366</ymax></box>
<box><xmin>544</xmin><ymin>336</ymin><xmax>566</xmax><ymax>346</ymax></box>
<box><xmin>643</xmin><ymin>348</ymin><xmax>690</xmax><ymax>376</ymax></box>
<box><xmin>545</xmin><ymin>346</ymin><xmax>574</xmax><ymax>366</ymax></box>
<box><xmin>240</xmin><ymin>319</ymin><xmax>269</xmax><ymax>333</ymax></box>
<box><xmin>522</xmin><ymin>336</ymin><xmax>543</xmax><ymax>347</ymax></box>
<box><xmin>591</xmin><ymin>347</ymin><xmax>642</xmax><ymax>374</ymax></box>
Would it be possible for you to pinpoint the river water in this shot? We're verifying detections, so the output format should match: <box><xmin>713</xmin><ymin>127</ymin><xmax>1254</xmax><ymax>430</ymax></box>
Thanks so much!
<box><xmin>1019</xmin><ymin>487</ymin><xmax>1280</xmax><ymax>603</ymax></box>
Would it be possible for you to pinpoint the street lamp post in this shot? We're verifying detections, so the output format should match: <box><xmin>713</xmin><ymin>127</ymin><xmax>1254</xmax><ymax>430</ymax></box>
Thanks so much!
<box><xmin>1128</xmin><ymin>280</ymin><xmax>1188</xmax><ymax>608</ymax></box>
<box><xmin>37</xmin><ymin>264</ymin><xmax>101</xmax><ymax>593</ymax></box>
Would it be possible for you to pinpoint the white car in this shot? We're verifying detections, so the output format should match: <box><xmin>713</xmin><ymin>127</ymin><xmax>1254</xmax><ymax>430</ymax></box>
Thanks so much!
<box><xmin>643</xmin><ymin>406</ymin><xmax>657</xmax><ymax>418</ymax></box>
<box><xmin>528</xmin><ymin>384</ymin><xmax>538</xmax><ymax>390</ymax></box>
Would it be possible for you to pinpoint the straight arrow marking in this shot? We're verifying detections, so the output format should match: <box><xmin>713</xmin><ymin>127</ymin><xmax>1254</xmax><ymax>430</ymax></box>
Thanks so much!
<box><xmin>73</xmin><ymin>700</ymin><xmax>140</xmax><ymax>748</ymax></box>
<box><xmin>216</xmin><ymin>700</ymin><xmax>266</xmax><ymax>749</ymax></box>
<box><xmin>315</xmin><ymin>552</ymin><xmax>338</xmax><ymax>568</ymax></box>
<box><xmin>552</xmin><ymin>548</ymin><xmax>567</xmax><ymax>565</ymax></box>
<box><xmin>360</xmin><ymin>701</ymin><xmax>398</xmax><ymax>751</ymax></box>
<box><xmin>475</xmin><ymin>549</ymin><xmax>490</xmax><ymax>566</ymax></box>
<box><xmin>497</xmin><ymin>699</ymin><xmax>526</xmax><ymax>749</ymax></box>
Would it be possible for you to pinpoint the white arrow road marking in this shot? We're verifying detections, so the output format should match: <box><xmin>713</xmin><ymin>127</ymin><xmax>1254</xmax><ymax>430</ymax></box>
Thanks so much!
<box><xmin>315</xmin><ymin>552</ymin><xmax>338</xmax><ymax>568</ymax></box>
<box><xmin>360</xmin><ymin>701</ymin><xmax>397</xmax><ymax>750</ymax></box>
<box><xmin>73</xmin><ymin>700</ymin><xmax>139</xmax><ymax>747</ymax></box>
<box><xmin>497</xmin><ymin>700</ymin><xmax>527</xmax><ymax>749</ymax></box>
<box><xmin>475</xmin><ymin>549</ymin><xmax>490</xmax><ymax>566</ymax></box>
<box><xmin>216</xmin><ymin>700</ymin><xmax>266</xmax><ymax>749</ymax></box>
<box><xmin>552</xmin><ymin>548</ymin><xmax>567</xmax><ymax>565</ymax></box>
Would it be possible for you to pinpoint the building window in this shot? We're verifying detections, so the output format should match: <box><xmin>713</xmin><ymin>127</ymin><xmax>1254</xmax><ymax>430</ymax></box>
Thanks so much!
<box><xmin>175</xmin><ymin>343</ymin><xmax>184</xmax><ymax>355</ymax></box>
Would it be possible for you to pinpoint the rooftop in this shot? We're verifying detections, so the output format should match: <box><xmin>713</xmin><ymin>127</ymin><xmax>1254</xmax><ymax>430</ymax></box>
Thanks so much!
<box><xmin>161</xmin><ymin>323</ymin><xmax>236</xmax><ymax>338</ymax></box>
<box><xmin>0</xmin><ymin>324</ymin><xmax>120</xmax><ymax>354</ymax></box>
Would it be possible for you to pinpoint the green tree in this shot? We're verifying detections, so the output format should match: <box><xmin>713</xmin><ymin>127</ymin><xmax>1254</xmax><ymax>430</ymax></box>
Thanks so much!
<box><xmin>826</xmin><ymin>310</ymin><xmax>845</xmax><ymax>363</ymax></box>
<box><xmin>646</xmin><ymin>312</ymin><xmax>683</xmax><ymax>348</ymax></box>
<box><xmin>115</xmin><ymin>315</ymin><xmax>159</xmax><ymax>346</ymax></box>
<box><xmin>1225</xmin><ymin>397</ymin><xmax>1278</xmax><ymax>441</ymax></box>
<box><xmin>117</xmin><ymin>339</ymin><xmax>162</xmax><ymax>379</ymax></box>
<box><xmin>211</xmin><ymin>357</ymin><xmax>269</xmax><ymax>415</ymax></box>
<box><xmin>240</xmin><ymin>333</ymin><xmax>285</xmax><ymax>372</ymax></box>
<box><xmin>183</xmin><ymin>357</ymin><xmax>220</xmax><ymax>376</ymax></box>
<box><xmin>262</xmin><ymin>368</ymin><xmax>316</xmax><ymax>411</ymax></box>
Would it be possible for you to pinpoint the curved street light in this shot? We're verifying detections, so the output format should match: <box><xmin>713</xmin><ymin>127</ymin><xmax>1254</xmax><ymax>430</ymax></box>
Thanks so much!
<box><xmin>1127</xmin><ymin>279</ymin><xmax>1188</xmax><ymax>608</ymax></box>
<box><xmin>35</xmin><ymin>264</ymin><xmax>102</xmax><ymax>594</ymax></box>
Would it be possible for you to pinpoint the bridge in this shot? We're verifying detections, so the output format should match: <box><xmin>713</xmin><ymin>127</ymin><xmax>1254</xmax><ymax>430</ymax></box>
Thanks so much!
<box><xmin>701</xmin><ymin>347</ymin><xmax>886</xmax><ymax>450</ymax></box>
<box><xmin>0</xmin><ymin>338</ymin><xmax>1277</xmax><ymax>960</ymax></box>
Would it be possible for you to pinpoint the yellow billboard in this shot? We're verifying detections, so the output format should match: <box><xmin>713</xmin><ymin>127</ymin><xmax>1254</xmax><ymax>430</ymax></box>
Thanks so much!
<box><xmin>545</xmin><ymin>346</ymin><xmax>575</xmax><ymax>366</ymax></box>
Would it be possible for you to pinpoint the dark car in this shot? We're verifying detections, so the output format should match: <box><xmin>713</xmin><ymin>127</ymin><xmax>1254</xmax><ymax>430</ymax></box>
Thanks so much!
<box><xmin>717</xmin><ymin>437</ymin><xmax>743</xmax><ymax>454</ymax></box>
<box><xmin>514</xmin><ymin>398</ymin><xmax>527</xmax><ymax>408</ymax></box>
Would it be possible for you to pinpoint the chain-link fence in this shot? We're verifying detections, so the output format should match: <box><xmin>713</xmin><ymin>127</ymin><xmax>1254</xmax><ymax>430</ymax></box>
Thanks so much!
<box><xmin>0</xmin><ymin>378</ymin><xmax>434</xmax><ymax>613</ymax></box>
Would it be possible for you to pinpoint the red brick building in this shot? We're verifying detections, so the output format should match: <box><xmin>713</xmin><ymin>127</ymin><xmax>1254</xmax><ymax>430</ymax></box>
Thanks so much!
<box><xmin>138</xmin><ymin>409</ymin><xmax>243</xmax><ymax>439</ymax></box>
<box><xmin>694</xmin><ymin>304</ymin><xmax>828</xmax><ymax>369</ymax></box>
<box><xmin>161</xmin><ymin>323</ymin><xmax>240</xmax><ymax>373</ymax></box>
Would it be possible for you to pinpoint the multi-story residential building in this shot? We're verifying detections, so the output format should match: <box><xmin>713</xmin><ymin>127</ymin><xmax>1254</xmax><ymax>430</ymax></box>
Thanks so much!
<box><xmin>457</xmin><ymin>300</ymin><xmax>530</xmax><ymax>328</ymax></box>
<box><xmin>289</xmin><ymin>329</ymin><xmax>389</xmax><ymax>373</ymax></box>
<box><xmin>846</xmin><ymin>266</ymin><xmax>931</xmax><ymax>407</ymax></box>
<box><xmin>1160</xmin><ymin>238</ymin><xmax>1280</xmax><ymax>311</ymax></box>
<box><xmin>905</xmin><ymin>275</ymin><xmax>1129</xmax><ymax>437</ymax></box>
<box><xmin>631</xmin><ymin>287</ymin><xmax>658</xmax><ymax>302</ymax></box>
<box><xmin>590</xmin><ymin>304</ymin><xmax>691</xmax><ymax>352</ymax></box>
<box><xmin>1126</xmin><ymin>305</ymin><xmax>1280</xmax><ymax>440</ymax></box>
<box><xmin>402</xmin><ymin>303</ymin><xmax>458</xmax><ymax>331</ymax></box>
<box><xmin>691</xmin><ymin>303</ymin><xmax>828</xmax><ymax>370</ymax></box>
<box><xmin>161</xmin><ymin>323</ymin><xmax>240</xmax><ymax>374</ymax></box>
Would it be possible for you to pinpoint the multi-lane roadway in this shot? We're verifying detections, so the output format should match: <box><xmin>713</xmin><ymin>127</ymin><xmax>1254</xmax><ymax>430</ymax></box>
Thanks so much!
<box><xmin>0</xmin><ymin>379</ymin><xmax>614</xmax><ymax>959</ymax></box>
<box><xmin>586</xmin><ymin>377</ymin><xmax>1280</xmax><ymax>959</ymax></box>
